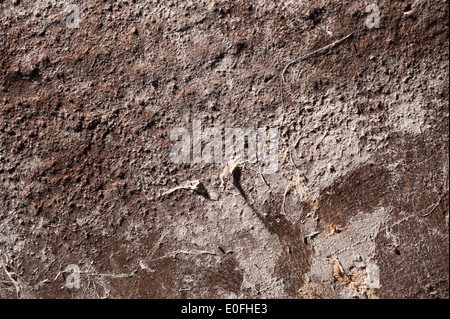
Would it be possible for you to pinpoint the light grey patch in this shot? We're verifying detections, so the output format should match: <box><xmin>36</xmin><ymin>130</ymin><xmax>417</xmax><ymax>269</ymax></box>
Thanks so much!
<box><xmin>65</xmin><ymin>4</ymin><xmax>80</xmax><ymax>29</ymax></box>
<box><xmin>65</xmin><ymin>264</ymin><xmax>80</xmax><ymax>289</ymax></box>
<box><xmin>202</xmin><ymin>127</ymin><xmax>222</xmax><ymax>163</ymax></box>
<box><xmin>306</xmin><ymin>208</ymin><xmax>388</xmax><ymax>286</ymax></box>
<box><xmin>365</xmin><ymin>4</ymin><xmax>380</xmax><ymax>29</ymax></box>
<box><xmin>365</xmin><ymin>262</ymin><xmax>381</xmax><ymax>289</ymax></box>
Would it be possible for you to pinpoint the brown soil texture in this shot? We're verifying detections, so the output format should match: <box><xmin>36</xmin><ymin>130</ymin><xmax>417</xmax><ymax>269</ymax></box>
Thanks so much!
<box><xmin>0</xmin><ymin>0</ymin><xmax>448</xmax><ymax>298</ymax></box>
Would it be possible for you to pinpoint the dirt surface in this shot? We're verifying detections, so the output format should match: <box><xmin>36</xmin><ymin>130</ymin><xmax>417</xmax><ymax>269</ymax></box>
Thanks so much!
<box><xmin>0</xmin><ymin>0</ymin><xmax>448</xmax><ymax>299</ymax></box>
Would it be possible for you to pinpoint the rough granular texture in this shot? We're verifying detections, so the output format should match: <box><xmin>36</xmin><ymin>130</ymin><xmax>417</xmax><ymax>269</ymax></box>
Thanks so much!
<box><xmin>0</xmin><ymin>0</ymin><xmax>448</xmax><ymax>298</ymax></box>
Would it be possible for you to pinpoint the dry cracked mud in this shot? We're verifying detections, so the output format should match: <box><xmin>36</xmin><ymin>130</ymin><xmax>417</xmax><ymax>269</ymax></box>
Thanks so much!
<box><xmin>0</xmin><ymin>0</ymin><xmax>448</xmax><ymax>299</ymax></box>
